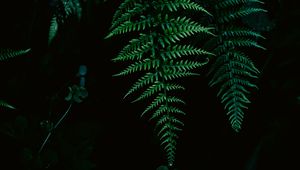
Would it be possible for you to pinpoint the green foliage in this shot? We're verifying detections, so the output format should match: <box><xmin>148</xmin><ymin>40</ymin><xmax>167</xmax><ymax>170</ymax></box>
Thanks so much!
<box><xmin>106</xmin><ymin>0</ymin><xmax>213</xmax><ymax>166</ymax></box>
<box><xmin>48</xmin><ymin>0</ymin><xmax>82</xmax><ymax>45</ymax></box>
<box><xmin>0</xmin><ymin>100</ymin><xmax>15</xmax><ymax>109</ymax></box>
<box><xmin>48</xmin><ymin>16</ymin><xmax>58</xmax><ymax>45</ymax></box>
<box><xmin>0</xmin><ymin>48</ymin><xmax>30</xmax><ymax>61</ymax></box>
<box><xmin>54</xmin><ymin>0</ymin><xmax>82</xmax><ymax>23</ymax></box>
<box><xmin>0</xmin><ymin>48</ymin><xmax>30</xmax><ymax>110</ymax></box>
<box><xmin>206</xmin><ymin>0</ymin><xmax>267</xmax><ymax>132</ymax></box>
<box><xmin>65</xmin><ymin>85</ymin><xmax>88</xmax><ymax>103</ymax></box>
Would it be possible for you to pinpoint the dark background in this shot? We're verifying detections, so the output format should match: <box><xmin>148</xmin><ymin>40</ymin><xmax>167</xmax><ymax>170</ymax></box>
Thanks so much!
<box><xmin>1</xmin><ymin>0</ymin><xmax>300</xmax><ymax>169</ymax></box>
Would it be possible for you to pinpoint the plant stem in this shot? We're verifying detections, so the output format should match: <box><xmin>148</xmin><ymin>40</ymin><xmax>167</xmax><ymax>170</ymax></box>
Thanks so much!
<box><xmin>54</xmin><ymin>103</ymin><xmax>73</xmax><ymax>129</ymax></box>
<box><xmin>38</xmin><ymin>102</ymin><xmax>73</xmax><ymax>153</ymax></box>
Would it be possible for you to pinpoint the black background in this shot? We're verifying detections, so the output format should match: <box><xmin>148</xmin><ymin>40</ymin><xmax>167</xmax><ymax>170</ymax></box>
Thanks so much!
<box><xmin>1</xmin><ymin>0</ymin><xmax>300</xmax><ymax>169</ymax></box>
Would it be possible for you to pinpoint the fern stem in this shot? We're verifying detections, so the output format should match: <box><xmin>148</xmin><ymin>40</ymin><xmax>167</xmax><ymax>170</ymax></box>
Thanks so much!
<box><xmin>38</xmin><ymin>102</ymin><xmax>73</xmax><ymax>153</ymax></box>
<box><xmin>38</xmin><ymin>132</ymin><xmax>52</xmax><ymax>153</ymax></box>
<box><xmin>54</xmin><ymin>102</ymin><xmax>73</xmax><ymax>129</ymax></box>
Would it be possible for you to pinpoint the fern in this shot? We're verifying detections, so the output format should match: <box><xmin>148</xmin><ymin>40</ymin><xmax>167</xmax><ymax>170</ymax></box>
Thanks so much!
<box><xmin>0</xmin><ymin>49</ymin><xmax>31</xmax><ymax>61</ymax></box>
<box><xmin>48</xmin><ymin>0</ymin><xmax>82</xmax><ymax>45</ymax></box>
<box><xmin>48</xmin><ymin>16</ymin><xmax>58</xmax><ymax>45</ymax></box>
<box><xmin>0</xmin><ymin>49</ymin><xmax>29</xmax><ymax>110</ymax></box>
<box><xmin>106</xmin><ymin>0</ymin><xmax>213</xmax><ymax>166</ymax></box>
<box><xmin>54</xmin><ymin>0</ymin><xmax>82</xmax><ymax>23</ymax></box>
<box><xmin>206</xmin><ymin>0</ymin><xmax>267</xmax><ymax>132</ymax></box>
<box><xmin>0</xmin><ymin>100</ymin><xmax>15</xmax><ymax>109</ymax></box>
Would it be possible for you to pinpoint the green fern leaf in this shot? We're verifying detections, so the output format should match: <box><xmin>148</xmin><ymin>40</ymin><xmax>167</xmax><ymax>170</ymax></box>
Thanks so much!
<box><xmin>111</xmin><ymin>3</ymin><xmax>148</xmax><ymax>29</ymax></box>
<box><xmin>58</xmin><ymin>0</ymin><xmax>82</xmax><ymax>22</ymax></box>
<box><xmin>132</xmin><ymin>81</ymin><xmax>164</xmax><ymax>102</ymax></box>
<box><xmin>160</xmin><ymin>45</ymin><xmax>213</xmax><ymax>60</ymax></box>
<box><xmin>218</xmin><ymin>7</ymin><xmax>267</xmax><ymax>23</ymax></box>
<box><xmin>124</xmin><ymin>72</ymin><xmax>158</xmax><ymax>99</ymax></box>
<box><xmin>164</xmin><ymin>60</ymin><xmax>209</xmax><ymax>72</ymax></box>
<box><xmin>48</xmin><ymin>16</ymin><xmax>58</xmax><ymax>45</ymax></box>
<box><xmin>114</xmin><ymin>59</ymin><xmax>160</xmax><ymax>76</ymax></box>
<box><xmin>106</xmin><ymin>16</ymin><xmax>155</xmax><ymax>38</ymax></box>
<box><xmin>107</xmin><ymin>0</ymin><xmax>212</xmax><ymax>165</ymax></box>
<box><xmin>151</xmin><ymin>105</ymin><xmax>186</xmax><ymax>120</ymax></box>
<box><xmin>207</xmin><ymin>0</ymin><xmax>267</xmax><ymax>132</ymax></box>
<box><xmin>0</xmin><ymin>49</ymin><xmax>31</xmax><ymax>61</ymax></box>
<box><xmin>112</xmin><ymin>0</ymin><xmax>142</xmax><ymax>23</ymax></box>
<box><xmin>216</xmin><ymin>0</ymin><xmax>264</xmax><ymax>9</ymax></box>
<box><xmin>0</xmin><ymin>100</ymin><xmax>15</xmax><ymax>109</ymax></box>
<box><xmin>214</xmin><ymin>39</ymin><xmax>265</xmax><ymax>55</ymax></box>
<box><xmin>163</xmin><ymin>71</ymin><xmax>200</xmax><ymax>81</ymax></box>
<box><xmin>221</xmin><ymin>27</ymin><xmax>265</xmax><ymax>39</ymax></box>
<box><xmin>113</xmin><ymin>42</ymin><xmax>153</xmax><ymax>62</ymax></box>
<box><xmin>153</xmin><ymin>0</ymin><xmax>211</xmax><ymax>15</ymax></box>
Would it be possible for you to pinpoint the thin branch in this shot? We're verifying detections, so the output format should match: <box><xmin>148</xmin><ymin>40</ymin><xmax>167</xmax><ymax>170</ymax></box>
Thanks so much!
<box><xmin>38</xmin><ymin>102</ymin><xmax>73</xmax><ymax>153</ymax></box>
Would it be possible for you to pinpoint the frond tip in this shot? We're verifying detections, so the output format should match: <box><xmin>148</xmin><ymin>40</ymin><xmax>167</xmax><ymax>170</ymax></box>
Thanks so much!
<box><xmin>0</xmin><ymin>48</ymin><xmax>31</xmax><ymax>61</ymax></box>
<box><xmin>0</xmin><ymin>100</ymin><xmax>15</xmax><ymax>109</ymax></box>
<box><xmin>48</xmin><ymin>16</ymin><xmax>58</xmax><ymax>45</ymax></box>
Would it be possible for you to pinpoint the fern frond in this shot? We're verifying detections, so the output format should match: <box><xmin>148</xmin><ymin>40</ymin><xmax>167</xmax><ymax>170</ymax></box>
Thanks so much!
<box><xmin>107</xmin><ymin>0</ymin><xmax>212</xmax><ymax>165</ymax></box>
<box><xmin>163</xmin><ymin>71</ymin><xmax>200</xmax><ymax>81</ymax></box>
<box><xmin>115</xmin><ymin>33</ymin><xmax>154</xmax><ymax>61</ymax></box>
<box><xmin>113</xmin><ymin>35</ymin><xmax>154</xmax><ymax>62</ymax></box>
<box><xmin>0</xmin><ymin>100</ymin><xmax>15</xmax><ymax>109</ymax></box>
<box><xmin>0</xmin><ymin>49</ymin><xmax>31</xmax><ymax>61</ymax></box>
<box><xmin>160</xmin><ymin>45</ymin><xmax>213</xmax><ymax>60</ymax></box>
<box><xmin>112</xmin><ymin>0</ymin><xmax>142</xmax><ymax>23</ymax></box>
<box><xmin>214</xmin><ymin>38</ymin><xmax>265</xmax><ymax>55</ymax></box>
<box><xmin>218</xmin><ymin>7</ymin><xmax>267</xmax><ymax>23</ymax></box>
<box><xmin>54</xmin><ymin>0</ymin><xmax>82</xmax><ymax>23</ymax></box>
<box><xmin>106</xmin><ymin>16</ymin><xmax>155</xmax><ymax>38</ymax></box>
<box><xmin>158</xmin><ymin>16</ymin><xmax>214</xmax><ymax>48</ymax></box>
<box><xmin>114</xmin><ymin>59</ymin><xmax>160</xmax><ymax>76</ymax></box>
<box><xmin>221</xmin><ymin>27</ymin><xmax>265</xmax><ymax>39</ymax></box>
<box><xmin>133</xmin><ymin>81</ymin><xmax>164</xmax><ymax>102</ymax></box>
<box><xmin>141</xmin><ymin>94</ymin><xmax>185</xmax><ymax>117</ymax></box>
<box><xmin>209</xmin><ymin>51</ymin><xmax>259</xmax><ymax>132</ymax></box>
<box><xmin>153</xmin><ymin>0</ymin><xmax>211</xmax><ymax>15</ymax></box>
<box><xmin>111</xmin><ymin>3</ymin><xmax>148</xmax><ymax>29</ymax></box>
<box><xmin>164</xmin><ymin>60</ymin><xmax>209</xmax><ymax>72</ymax></box>
<box><xmin>151</xmin><ymin>104</ymin><xmax>186</xmax><ymax>120</ymax></box>
<box><xmin>209</xmin><ymin>51</ymin><xmax>259</xmax><ymax>76</ymax></box>
<box><xmin>207</xmin><ymin>0</ymin><xmax>267</xmax><ymax>132</ymax></box>
<box><xmin>124</xmin><ymin>72</ymin><xmax>158</xmax><ymax>99</ymax></box>
<box><xmin>141</xmin><ymin>93</ymin><xmax>166</xmax><ymax>117</ymax></box>
<box><xmin>48</xmin><ymin>16</ymin><xmax>58</xmax><ymax>45</ymax></box>
<box><xmin>216</xmin><ymin>0</ymin><xmax>264</xmax><ymax>9</ymax></box>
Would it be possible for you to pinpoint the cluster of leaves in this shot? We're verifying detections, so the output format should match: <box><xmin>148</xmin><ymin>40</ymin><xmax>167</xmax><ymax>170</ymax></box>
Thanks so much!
<box><xmin>107</xmin><ymin>0</ymin><xmax>267</xmax><ymax>166</ymax></box>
